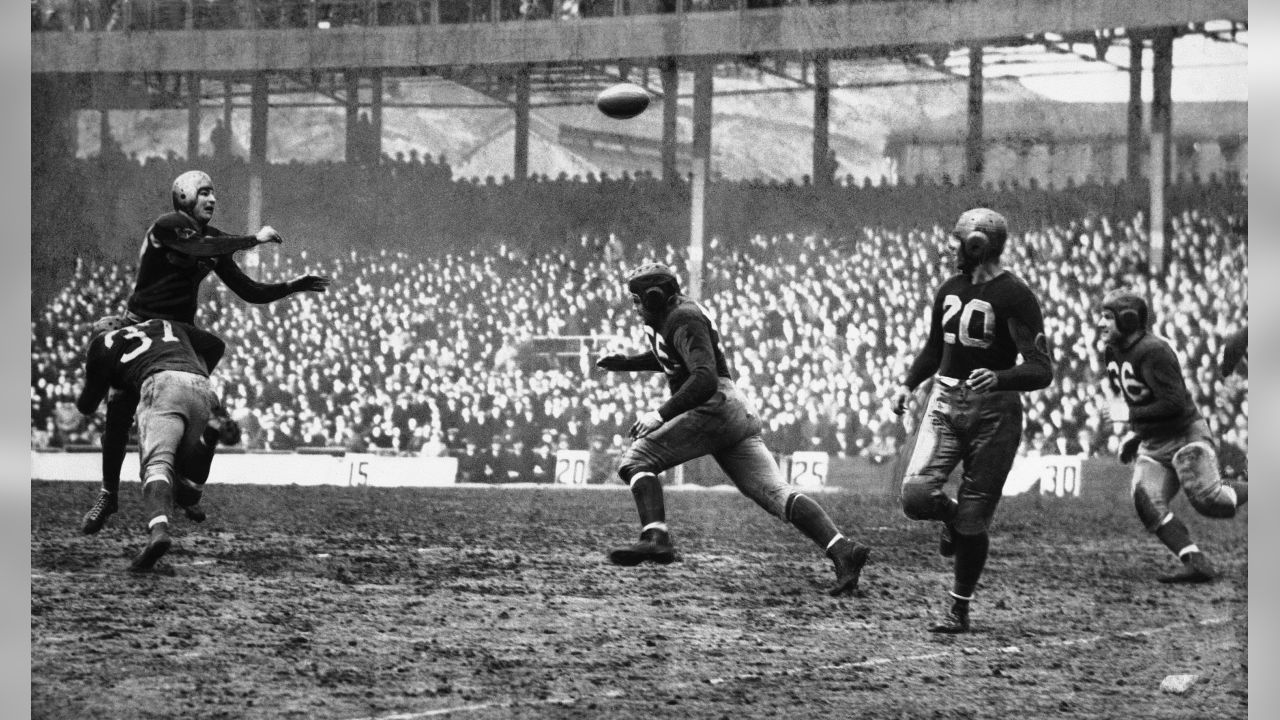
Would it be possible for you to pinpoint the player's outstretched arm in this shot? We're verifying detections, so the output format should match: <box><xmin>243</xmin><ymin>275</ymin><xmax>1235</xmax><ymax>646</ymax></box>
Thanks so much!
<box><xmin>596</xmin><ymin>352</ymin><xmax>661</xmax><ymax>372</ymax></box>
<box><xmin>150</xmin><ymin>214</ymin><xmax>275</xmax><ymax>258</ymax></box>
<box><xmin>214</xmin><ymin>256</ymin><xmax>331</xmax><ymax>305</ymax></box>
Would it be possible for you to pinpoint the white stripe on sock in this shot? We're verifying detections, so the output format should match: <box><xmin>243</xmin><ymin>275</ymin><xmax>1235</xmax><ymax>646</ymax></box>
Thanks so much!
<box><xmin>641</xmin><ymin>521</ymin><xmax>668</xmax><ymax>534</ymax></box>
<box><xmin>142</xmin><ymin>472</ymin><xmax>170</xmax><ymax>487</ymax></box>
<box><xmin>949</xmin><ymin>591</ymin><xmax>974</xmax><ymax>602</ymax></box>
<box><xmin>629</xmin><ymin>471</ymin><xmax>660</xmax><ymax>486</ymax></box>
<box><xmin>1156</xmin><ymin>512</ymin><xmax>1175</xmax><ymax>528</ymax></box>
<box><xmin>1178</xmin><ymin>545</ymin><xmax>1200</xmax><ymax>558</ymax></box>
<box><xmin>825</xmin><ymin>534</ymin><xmax>845</xmax><ymax>551</ymax></box>
<box><xmin>148</xmin><ymin>515</ymin><xmax>168</xmax><ymax>529</ymax></box>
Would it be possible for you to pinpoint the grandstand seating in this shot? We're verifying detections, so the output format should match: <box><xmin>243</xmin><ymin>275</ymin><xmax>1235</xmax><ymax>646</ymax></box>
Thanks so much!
<box><xmin>29</xmin><ymin>158</ymin><xmax>1249</xmax><ymax>483</ymax></box>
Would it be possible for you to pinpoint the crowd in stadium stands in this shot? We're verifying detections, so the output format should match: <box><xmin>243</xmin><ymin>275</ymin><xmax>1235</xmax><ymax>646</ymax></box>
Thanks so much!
<box><xmin>30</xmin><ymin>159</ymin><xmax>1249</xmax><ymax>483</ymax></box>
<box><xmin>34</xmin><ymin>147</ymin><xmax>1245</xmax><ymax>279</ymax></box>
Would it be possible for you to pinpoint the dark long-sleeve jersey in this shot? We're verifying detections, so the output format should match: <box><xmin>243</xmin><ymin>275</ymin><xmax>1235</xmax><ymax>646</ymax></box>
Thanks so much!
<box><xmin>609</xmin><ymin>299</ymin><xmax>733</xmax><ymax>421</ymax></box>
<box><xmin>126</xmin><ymin>211</ymin><xmax>299</xmax><ymax>324</ymax></box>
<box><xmin>77</xmin><ymin>319</ymin><xmax>210</xmax><ymax>416</ymax></box>
<box><xmin>903</xmin><ymin>271</ymin><xmax>1053</xmax><ymax>392</ymax></box>
<box><xmin>1103</xmin><ymin>332</ymin><xmax>1200</xmax><ymax>440</ymax></box>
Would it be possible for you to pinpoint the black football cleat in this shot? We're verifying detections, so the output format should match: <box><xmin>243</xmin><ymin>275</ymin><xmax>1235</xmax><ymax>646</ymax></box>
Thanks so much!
<box><xmin>1158</xmin><ymin>552</ymin><xmax>1216</xmax><ymax>584</ymax></box>
<box><xmin>608</xmin><ymin>529</ymin><xmax>676</xmax><ymax>566</ymax></box>
<box><xmin>130</xmin><ymin>523</ymin><xmax>173</xmax><ymax>573</ymax></box>
<box><xmin>828</xmin><ymin>539</ymin><xmax>871</xmax><ymax>596</ymax></box>
<box><xmin>929</xmin><ymin>603</ymin><xmax>971</xmax><ymax>634</ymax></box>
<box><xmin>938</xmin><ymin>523</ymin><xmax>956</xmax><ymax>558</ymax></box>
<box><xmin>81</xmin><ymin>490</ymin><xmax>118</xmax><ymax>535</ymax></box>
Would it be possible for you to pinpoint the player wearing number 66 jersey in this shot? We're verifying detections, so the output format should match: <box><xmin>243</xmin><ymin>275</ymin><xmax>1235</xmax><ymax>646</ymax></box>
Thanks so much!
<box><xmin>595</xmin><ymin>263</ymin><xmax>871</xmax><ymax>596</ymax></box>
<box><xmin>1098</xmin><ymin>289</ymin><xmax>1247</xmax><ymax>584</ymax></box>
<box><xmin>77</xmin><ymin>317</ymin><xmax>225</xmax><ymax>572</ymax></box>
<box><xmin>890</xmin><ymin>208</ymin><xmax>1054</xmax><ymax>633</ymax></box>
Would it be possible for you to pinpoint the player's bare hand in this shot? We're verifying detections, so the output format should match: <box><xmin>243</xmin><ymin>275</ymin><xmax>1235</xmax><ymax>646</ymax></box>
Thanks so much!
<box><xmin>890</xmin><ymin>385</ymin><xmax>912</xmax><ymax>415</ymax></box>
<box><xmin>293</xmin><ymin>275</ymin><xmax>331</xmax><ymax>293</ymax></box>
<box><xmin>255</xmin><ymin>226</ymin><xmax>283</xmax><ymax>244</ymax></box>
<box><xmin>1118</xmin><ymin>435</ymin><xmax>1140</xmax><ymax>464</ymax></box>
<box><xmin>596</xmin><ymin>354</ymin><xmax>628</xmax><ymax>371</ymax></box>
<box><xmin>965</xmin><ymin>368</ymin><xmax>997</xmax><ymax>394</ymax></box>
<box><xmin>629</xmin><ymin>410</ymin><xmax>663</xmax><ymax>439</ymax></box>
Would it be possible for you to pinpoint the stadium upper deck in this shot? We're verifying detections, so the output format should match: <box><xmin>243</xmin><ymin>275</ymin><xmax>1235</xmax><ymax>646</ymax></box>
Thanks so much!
<box><xmin>32</xmin><ymin>0</ymin><xmax>1245</xmax><ymax>73</ymax></box>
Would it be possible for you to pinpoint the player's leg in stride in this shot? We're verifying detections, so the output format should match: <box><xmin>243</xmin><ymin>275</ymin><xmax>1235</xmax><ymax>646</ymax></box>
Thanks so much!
<box><xmin>81</xmin><ymin>389</ymin><xmax>137</xmax><ymax>534</ymax></box>
<box><xmin>131</xmin><ymin>463</ymin><xmax>174</xmax><ymax>573</ymax></box>
<box><xmin>608</xmin><ymin>467</ymin><xmax>676</xmax><ymax>566</ymax></box>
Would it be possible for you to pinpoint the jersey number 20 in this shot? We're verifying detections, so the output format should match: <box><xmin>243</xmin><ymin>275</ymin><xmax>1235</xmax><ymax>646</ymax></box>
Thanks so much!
<box><xmin>941</xmin><ymin>295</ymin><xmax>994</xmax><ymax>349</ymax></box>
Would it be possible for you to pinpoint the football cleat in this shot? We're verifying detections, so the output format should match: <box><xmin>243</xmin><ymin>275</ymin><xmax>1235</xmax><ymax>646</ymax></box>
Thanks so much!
<box><xmin>1158</xmin><ymin>552</ymin><xmax>1216</xmax><ymax>584</ymax></box>
<box><xmin>81</xmin><ymin>490</ymin><xmax>118</xmax><ymax>535</ymax></box>
<box><xmin>938</xmin><ymin>523</ymin><xmax>956</xmax><ymax>558</ymax></box>
<box><xmin>182</xmin><ymin>504</ymin><xmax>207</xmax><ymax>523</ymax></box>
<box><xmin>929</xmin><ymin>603</ymin><xmax>971</xmax><ymax>634</ymax></box>
<box><xmin>130</xmin><ymin>523</ymin><xmax>172</xmax><ymax>572</ymax></box>
<box><xmin>608</xmin><ymin>528</ymin><xmax>676</xmax><ymax>566</ymax></box>
<box><xmin>828</xmin><ymin>539</ymin><xmax>871</xmax><ymax>596</ymax></box>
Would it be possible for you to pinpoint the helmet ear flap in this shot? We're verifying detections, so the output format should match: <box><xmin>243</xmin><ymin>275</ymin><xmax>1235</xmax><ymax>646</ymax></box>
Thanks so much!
<box><xmin>963</xmin><ymin>231</ymin><xmax>989</xmax><ymax>259</ymax></box>
<box><xmin>1116</xmin><ymin>308</ymin><xmax>1141</xmax><ymax>334</ymax></box>
<box><xmin>642</xmin><ymin>286</ymin><xmax>668</xmax><ymax>313</ymax></box>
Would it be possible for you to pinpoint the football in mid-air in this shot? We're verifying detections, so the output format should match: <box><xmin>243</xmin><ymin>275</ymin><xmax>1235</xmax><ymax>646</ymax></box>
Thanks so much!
<box><xmin>596</xmin><ymin>83</ymin><xmax>651</xmax><ymax>120</ymax></box>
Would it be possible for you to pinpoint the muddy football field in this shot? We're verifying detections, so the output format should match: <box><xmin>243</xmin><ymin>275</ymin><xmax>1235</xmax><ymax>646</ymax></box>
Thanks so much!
<box><xmin>30</xmin><ymin>480</ymin><xmax>1248</xmax><ymax>719</ymax></box>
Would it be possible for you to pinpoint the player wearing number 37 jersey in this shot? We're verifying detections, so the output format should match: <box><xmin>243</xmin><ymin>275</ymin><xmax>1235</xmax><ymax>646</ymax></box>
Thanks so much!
<box><xmin>78</xmin><ymin>317</ymin><xmax>224</xmax><ymax>572</ymax></box>
<box><xmin>891</xmin><ymin>208</ymin><xmax>1054</xmax><ymax>634</ymax></box>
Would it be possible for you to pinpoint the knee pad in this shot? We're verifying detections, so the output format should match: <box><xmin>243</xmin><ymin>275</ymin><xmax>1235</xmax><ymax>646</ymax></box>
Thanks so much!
<box><xmin>1173</xmin><ymin>442</ymin><xmax>1235</xmax><ymax>519</ymax></box>
<box><xmin>900</xmin><ymin>481</ymin><xmax>948</xmax><ymax>522</ymax></box>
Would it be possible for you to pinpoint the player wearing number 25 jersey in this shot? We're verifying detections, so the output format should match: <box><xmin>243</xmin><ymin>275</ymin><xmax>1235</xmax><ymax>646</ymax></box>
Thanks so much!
<box><xmin>1098</xmin><ymin>289</ymin><xmax>1247</xmax><ymax>584</ymax></box>
<box><xmin>891</xmin><ymin>208</ymin><xmax>1054</xmax><ymax>634</ymax></box>
<box><xmin>595</xmin><ymin>263</ymin><xmax>871</xmax><ymax>596</ymax></box>
<box><xmin>78</xmin><ymin>317</ymin><xmax>223</xmax><ymax>572</ymax></box>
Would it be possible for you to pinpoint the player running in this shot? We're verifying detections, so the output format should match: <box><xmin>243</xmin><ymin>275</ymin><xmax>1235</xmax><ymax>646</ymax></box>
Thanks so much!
<box><xmin>891</xmin><ymin>208</ymin><xmax>1054</xmax><ymax>633</ymax></box>
<box><xmin>1099</xmin><ymin>289</ymin><xmax>1248</xmax><ymax>583</ymax></box>
<box><xmin>81</xmin><ymin>170</ymin><xmax>331</xmax><ymax>534</ymax></box>
<box><xmin>596</xmin><ymin>263</ymin><xmax>871</xmax><ymax>596</ymax></box>
<box><xmin>77</xmin><ymin>317</ymin><xmax>227</xmax><ymax>571</ymax></box>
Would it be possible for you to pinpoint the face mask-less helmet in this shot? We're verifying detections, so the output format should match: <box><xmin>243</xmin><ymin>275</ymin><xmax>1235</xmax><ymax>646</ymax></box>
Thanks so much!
<box><xmin>171</xmin><ymin>170</ymin><xmax>213</xmax><ymax>213</ymax></box>
<box><xmin>1101</xmin><ymin>289</ymin><xmax>1149</xmax><ymax>334</ymax></box>
<box><xmin>952</xmin><ymin>207</ymin><xmax>1009</xmax><ymax>269</ymax></box>
<box><xmin>626</xmin><ymin>263</ymin><xmax>681</xmax><ymax>314</ymax></box>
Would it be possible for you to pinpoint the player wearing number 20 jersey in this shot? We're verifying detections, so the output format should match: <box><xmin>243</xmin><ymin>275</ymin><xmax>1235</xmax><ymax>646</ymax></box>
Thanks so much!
<box><xmin>78</xmin><ymin>318</ymin><xmax>223</xmax><ymax>571</ymax></box>
<box><xmin>594</xmin><ymin>263</ymin><xmax>871</xmax><ymax>597</ymax></box>
<box><xmin>891</xmin><ymin>208</ymin><xmax>1054</xmax><ymax>634</ymax></box>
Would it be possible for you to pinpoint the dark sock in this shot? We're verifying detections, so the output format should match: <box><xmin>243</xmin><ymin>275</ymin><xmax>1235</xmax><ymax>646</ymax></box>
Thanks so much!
<box><xmin>1154</xmin><ymin>516</ymin><xmax>1195</xmax><ymax>558</ymax></box>
<box><xmin>628</xmin><ymin>472</ymin><xmax>666</xmax><ymax>530</ymax></box>
<box><xmin>785</xmin><ymin>493</ymin><xmax>842</xmax><ymax>550</ymax></box>
<box><xmin>952</xmin><ymin>531</ymin><xmax>989</xmax><ymax>599</ymax></box>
